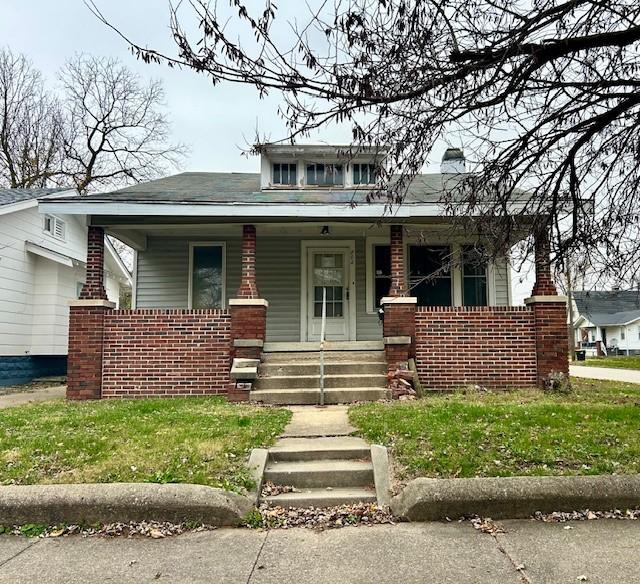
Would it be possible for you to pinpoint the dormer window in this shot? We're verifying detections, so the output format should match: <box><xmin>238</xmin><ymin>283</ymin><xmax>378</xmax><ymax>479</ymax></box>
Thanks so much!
<box><xmin>272</xmin><ymin>162</ymin><xmax>297</xmax><ymax>186</ymax></box>
<box><xmin>306</xmin><ymin>163</ymin><xmax>344</xmax><ymax>186</ymax></box>
<box><xmin>352</xmin><ymin>163</ymin><xmax>377</xmax><ymax>185</ymax></box>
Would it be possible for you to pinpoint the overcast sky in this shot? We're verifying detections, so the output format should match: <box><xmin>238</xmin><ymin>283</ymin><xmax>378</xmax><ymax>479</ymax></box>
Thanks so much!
<box><xmin>2</xmin><ymin>0</ymin><xmax>534</xmax><ymax>300</ymax></box>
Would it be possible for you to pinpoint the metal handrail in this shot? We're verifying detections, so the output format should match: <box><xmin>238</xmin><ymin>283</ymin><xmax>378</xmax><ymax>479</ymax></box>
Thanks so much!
<box><xmin>319</xmin><ymin>286</ymin><xmax>327</xmax><ymax>407</ymax></box>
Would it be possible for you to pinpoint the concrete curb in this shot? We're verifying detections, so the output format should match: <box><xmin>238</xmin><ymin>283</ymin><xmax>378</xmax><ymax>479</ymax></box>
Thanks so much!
<box><xmin>371</xmin><ymin>445</ymin><xmax>391</xmax><ymax>507</ymax></box>
<box><xmin>0</xmin><ymin>483</ymin><xmax>253</xmax><ymax>526</ymax></box>
<box><xmin>247</xmin><ymin>448</ymin><xmax>269</xmax><ymax>504</ymax></box>
<box><xmin>392</xmin><ymin>475</ymin><xmax>640</xmax><ymax>521</ymax></box>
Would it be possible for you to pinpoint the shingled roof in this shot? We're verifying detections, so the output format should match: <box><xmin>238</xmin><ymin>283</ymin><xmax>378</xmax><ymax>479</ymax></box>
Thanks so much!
<box><xmin>573</xmin><ymin>290</ymin><xmax>640</xmax><ymax>326</ymax></box>
<box><xmin>44</xmin><ymin>171</ymin><xmax>527</xmax><ymax>205</ymax></box>
<box><xmin>0</xmin><ymin>187</ymin><xmax>70</xmax><ymax>207</ymax></box>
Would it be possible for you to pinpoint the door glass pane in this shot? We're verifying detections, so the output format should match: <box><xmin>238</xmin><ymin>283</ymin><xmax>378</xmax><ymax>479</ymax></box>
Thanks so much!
<box><xmin>192</xmin><ymin>246</ymin><xmax>223</xmax><ymax>308</ymax></box>
<box><xmin>312</xmin><ymin>252</ymin><xmax>345</xmax><ymax>319</ymax></box>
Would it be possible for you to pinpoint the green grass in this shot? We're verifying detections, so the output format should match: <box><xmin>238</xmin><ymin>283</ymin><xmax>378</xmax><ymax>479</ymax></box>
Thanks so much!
<box><xmin>580</xmin><ymin>356</ymin><xmax>640</xmax><ymax>370</ymax></box>
<box><xmin>0</xmin><ymin>397</ymin><xmax>290</xmax><ymax>494</ymax></box>
<box><xmin>349</xmin><ymin>378</ymin><xmax>640</xmax><ymax>481</ymax></box>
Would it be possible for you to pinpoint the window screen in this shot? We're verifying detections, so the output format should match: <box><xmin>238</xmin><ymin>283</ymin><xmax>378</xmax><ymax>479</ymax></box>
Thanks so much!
<box><xmin>462</xmin><ymin>245</ymin><xmax>488</xmax><ymax>306</ymax></box>
<box><xmin>191</xmin><ymin>245</ymin><xmax>224</xmax><ymax>309</ymax></box>
<box><xmin>409</xmin><ymin>245</ymin><xmax>452</xmax><ymax>306</ymax></box>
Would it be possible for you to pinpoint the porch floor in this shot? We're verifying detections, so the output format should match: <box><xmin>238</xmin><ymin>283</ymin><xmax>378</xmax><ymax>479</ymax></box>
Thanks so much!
<box><xmin>263</xmin><ymin>341</ymin><xmax>384</xmax><ymax>353</ymax></box>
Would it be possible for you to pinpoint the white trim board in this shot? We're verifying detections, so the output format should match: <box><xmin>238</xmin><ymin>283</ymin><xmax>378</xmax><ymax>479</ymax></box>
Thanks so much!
<box><xmin>300</xmin><ymin>240</ymin><xmax>357</xmax><ymax>342</ymax></box>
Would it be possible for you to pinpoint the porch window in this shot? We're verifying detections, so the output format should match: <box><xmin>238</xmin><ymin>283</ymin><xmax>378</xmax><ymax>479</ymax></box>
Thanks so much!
<box><xmin>408</xmin><ymin>245</ymin><xmax>452</xmax><ymax>306</ymax></box>
<box><xmin>372</xmin><ymin>245</ymin><xmax>391</xmax><ymax>308</ymax></box>
<box><xmin>352</xmin><ymin>163</ymin><xmax>377</xmax><ymax>185</ymax></box>
<box><xmin>272</xmin><ymin>162</ymin><xmax>297</xmax><ymax>185</ymax></box>
<box><xmin>189</xmin><ymin>244</ymin><xmax>225</xmax><ymax>309</ymax></box>
<box><xmin>462</xmin><ymin>245</ymin><xmax>488</xmax><ymax>306</ymax></box>
<box><xmin>306</xmin><ymin>163</ymin><xmax>344</xmax><ymax>186</ymax></box>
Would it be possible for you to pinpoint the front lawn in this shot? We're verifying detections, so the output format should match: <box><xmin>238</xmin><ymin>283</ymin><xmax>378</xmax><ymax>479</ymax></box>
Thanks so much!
<box><xmin>349</xmin><ymin>379</ymin><xmax>640</xmax><ymax>482</ymax></box>
<box><xmin>0</xmin><ymin>397</ymin><xmax>290</xmax><ymax>493</ymax></box>
<box><xmin>579</xmin><ymin>355</ymin><xmax>640</xmax><ymax>370</ymax></box>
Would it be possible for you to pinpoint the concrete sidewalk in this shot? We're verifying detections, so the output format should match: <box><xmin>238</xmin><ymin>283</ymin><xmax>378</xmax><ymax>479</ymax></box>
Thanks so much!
<box><xmin>1</xmin><ymin>520</ymin><xmax>638</xmax><ymax>583</ymax></box>
<box><xmin>0</xmin><ymin>385</ymin><xmax>65</xmax><ymax>409</ymax></box>
<box><xmin>570</xmin><ymin>365</ymin><xmax>640</xmax><ymax>384</ymax></box>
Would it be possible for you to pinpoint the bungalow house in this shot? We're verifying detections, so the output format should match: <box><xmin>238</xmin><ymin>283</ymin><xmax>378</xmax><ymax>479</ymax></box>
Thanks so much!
<box><xmin>572</xmin><ymin>290</ymin><xmax>640</xmax><ymax>356</ymax></box>
<box><xmin>38</xmin><ymin>145</ymin><xmax>568</xmax><ymax>402</ymax></box>
<box><xmin>0</xmin><ymin>188</ymin><xmax>132</xmax><ymax>386</ymax></box>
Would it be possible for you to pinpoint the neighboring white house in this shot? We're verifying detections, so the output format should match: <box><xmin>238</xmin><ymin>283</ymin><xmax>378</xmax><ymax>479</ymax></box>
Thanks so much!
<box><xmin>0</xmin><ymin>188</ymin><xmax>131</xmax><ymax>385</ymax></box>
<box><xmin>572</xmin><ymin>290</ymin><xmax>640</xmax><ymax>356</ymax></box>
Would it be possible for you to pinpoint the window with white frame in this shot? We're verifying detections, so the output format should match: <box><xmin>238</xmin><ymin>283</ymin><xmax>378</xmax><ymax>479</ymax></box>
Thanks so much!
<box><xmin>43</xmin><ymin>214</ymin><xmax>66</xmax><ymax>240</ymax></box>
<box><xmin>621</xmin><ymin>328</ymin><xmax>626</xmax><ymax>341</ymax></box>
<box><xmin>408</xmin><ymin>245</ymin><xmax>453</xmax><ymax>306</ymax></box>
<box><xmin>462</xmin><ymin>245</ymin><xmax>488</xmax><ymax>306</ymax></box>
<box><xmin>306</xmin><ymin>163</ymin><xmax>344</xmax><ymax>186</ymax></box>
<box><xmin>352</xmin><ymin>163</ymin><xmax>377</xmax><ymax>185</ymax></box>
<box><xmin>272</xmin><ymin>162</ymin><xmax>297</xmax><ymax>185</ymax></box>
<box><xmin>371</xmin><ymin>244</ymin><xmax>392</xmax><ymax>309</ymax></box>
<box><xmin>638</xmin><ymin>325</ymin><xmax>640</xmax><ymax>341</ymax></box>
<box><xmin>189</xmin><ymin>244</ymin><xmax>225</xmax><ymax>309</ymax></box>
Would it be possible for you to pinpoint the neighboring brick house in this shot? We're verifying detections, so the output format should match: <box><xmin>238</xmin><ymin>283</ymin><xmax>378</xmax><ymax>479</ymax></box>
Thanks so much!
<box><xmin>39</xmin><ymin>145</ymin><xmax>568</xmax><ymax>402</ymax></box>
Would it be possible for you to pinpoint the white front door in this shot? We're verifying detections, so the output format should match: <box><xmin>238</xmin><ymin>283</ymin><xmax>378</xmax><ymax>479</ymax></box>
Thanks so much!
<box><xmin>306</xmin><ymin>247</ymin><xmax>351</xmax><ymax>341</ymax></box>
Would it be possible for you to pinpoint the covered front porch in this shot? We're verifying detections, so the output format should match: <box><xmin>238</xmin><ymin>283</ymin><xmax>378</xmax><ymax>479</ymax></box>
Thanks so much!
<box><xmin>109</xmin><ymin>220</ymin><xmax>514</xmax><ymax>344</ymax></box>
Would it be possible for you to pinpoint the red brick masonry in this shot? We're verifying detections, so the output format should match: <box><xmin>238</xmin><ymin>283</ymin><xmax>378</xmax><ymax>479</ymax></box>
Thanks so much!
<box><xmin>415</xmin><ymin>306</ymin><xmax>538</xmax><ymax>389</ymax></box>
<box><xmin>67</xmin><ymin>305</ymin><xmax>109</xmax><ymax>400</ymax></box>
<box><xmin>101</xmin><ymin>309</ymin><xmax>231</xmax><ymax>398</ymax></box>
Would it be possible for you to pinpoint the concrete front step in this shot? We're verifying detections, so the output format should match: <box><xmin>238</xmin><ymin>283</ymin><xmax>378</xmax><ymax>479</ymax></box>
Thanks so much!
<box><xmin>269</xmin><ymin>437</ymin><xmax>371</xmax><ymax>462</ymax></box>
<box><xmin>263</xmin><ymin>487</ymin><xmax>377</xmax><ymax>508</ymax></box>
<box><xmin>264</xmin><ymin>459</ymin><xmax>374</xmax><ymax>489</ymax></box>
<box><xmin>262</xmin><ymin>350</ymin><xmax>386</xmax><ymax>364</ymax></box>
<box><xmin>260</xmin><ymin>361</ymin><xmax>387</xmax><ymax>376</ymax></box>
<box><xmin>250</xmin><ymin>387</ymin><xmax>389</xmax><ymax>405</ymax></box>
<box><xmin>255</xmin><ymin>373</ymin><xmax>387</xmax><ymax>391</ymax></box>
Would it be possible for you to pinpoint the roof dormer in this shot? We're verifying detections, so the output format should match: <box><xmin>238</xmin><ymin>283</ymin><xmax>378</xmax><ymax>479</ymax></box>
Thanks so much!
<box><xmin>259</xmin><ymin>144</ymin><xmax>387</xmax><ymax>190</ymax></box>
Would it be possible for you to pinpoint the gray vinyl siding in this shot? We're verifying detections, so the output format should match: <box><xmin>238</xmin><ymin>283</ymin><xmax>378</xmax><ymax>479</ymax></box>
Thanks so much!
<box><xmin>257</xmin><ymin>239</ymin><xmax>301</xmax><ymax>342</ymax></box>
<box><xmin>493</xmin><ymin>260</ymin><xmax>510</xmax><ymax>306</ymax></box>
<box><xmin>355</xmin><ymin>238</ymin><xmax>384</xmax><ymax>340</ymax></box>
<box><xmin>136</xmin><ymin>237</ymin><xmax>241</xmax><ymax>308</ymax></box>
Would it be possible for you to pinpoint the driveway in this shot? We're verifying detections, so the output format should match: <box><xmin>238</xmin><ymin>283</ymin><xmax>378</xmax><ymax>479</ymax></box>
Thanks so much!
<box><xmin>570</xmin><ymin>365</ymin><xmax>640</xmax><ymax>384</ymax></box>
<box><xmin>1</xmin><ymin>520</ymin><xmax>638</xmax><ymax>583</ymax></box>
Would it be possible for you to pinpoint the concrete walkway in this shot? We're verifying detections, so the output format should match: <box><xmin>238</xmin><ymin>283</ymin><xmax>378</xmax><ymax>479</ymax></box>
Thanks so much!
<box><xmin>1</xmin><ymin>520</ymin><xmax>638</xmax><ymax>583</ymax></box>
<box><xmin>281</xmin><ymin>405</ymin><xmax>355</xmax><ymax>438</ymax></box>
<box><xmin>0</xmin><ymin>385</ymin><xmax>65</xmax><ymax>409</ymax></box>
<box><xmin>570</xmin><ymin>365</ymin><xmax>640</xmax><ymax>384</ymax></box>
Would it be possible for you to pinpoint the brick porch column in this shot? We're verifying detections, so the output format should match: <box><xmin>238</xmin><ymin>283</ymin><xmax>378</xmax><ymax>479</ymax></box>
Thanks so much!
<box><xmin>229</xmin><ymin>224</ymin><xmax>268</xmax><ymax>402</ymax></box>
<box><xmin>525</xmin><ymin>229</ymin><xmax>569</xmax><ymax>386</ymax></box>
<box><xmin>67</xmin><ymin>226</ymin><xmax>115</xmax><ymax>400</ymax></box>
<box><xmin>237</xmin><ymin>224</ymin><xmax>259</xmax><ymax>298</ymax></box>
<box><xmin>382</xmin><ymin>225</ymin><xmax>417</xmax><ymax>370</ymax></box>
<box><xmin>389</xmin><ymin>224</ymin><xmax>405</xmax><ymax>296</ymax></box>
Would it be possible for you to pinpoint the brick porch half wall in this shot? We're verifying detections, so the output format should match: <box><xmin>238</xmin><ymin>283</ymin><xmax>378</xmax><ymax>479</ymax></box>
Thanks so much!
<box><xmin>415</xmin><ymin>306</ymin><xmax>538</xmax><ymax>389</ymax></box>
<box><xmin>101</xmin><ymin>309</ymin><xmax>231</xmax><ymax>398</ymax></box>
